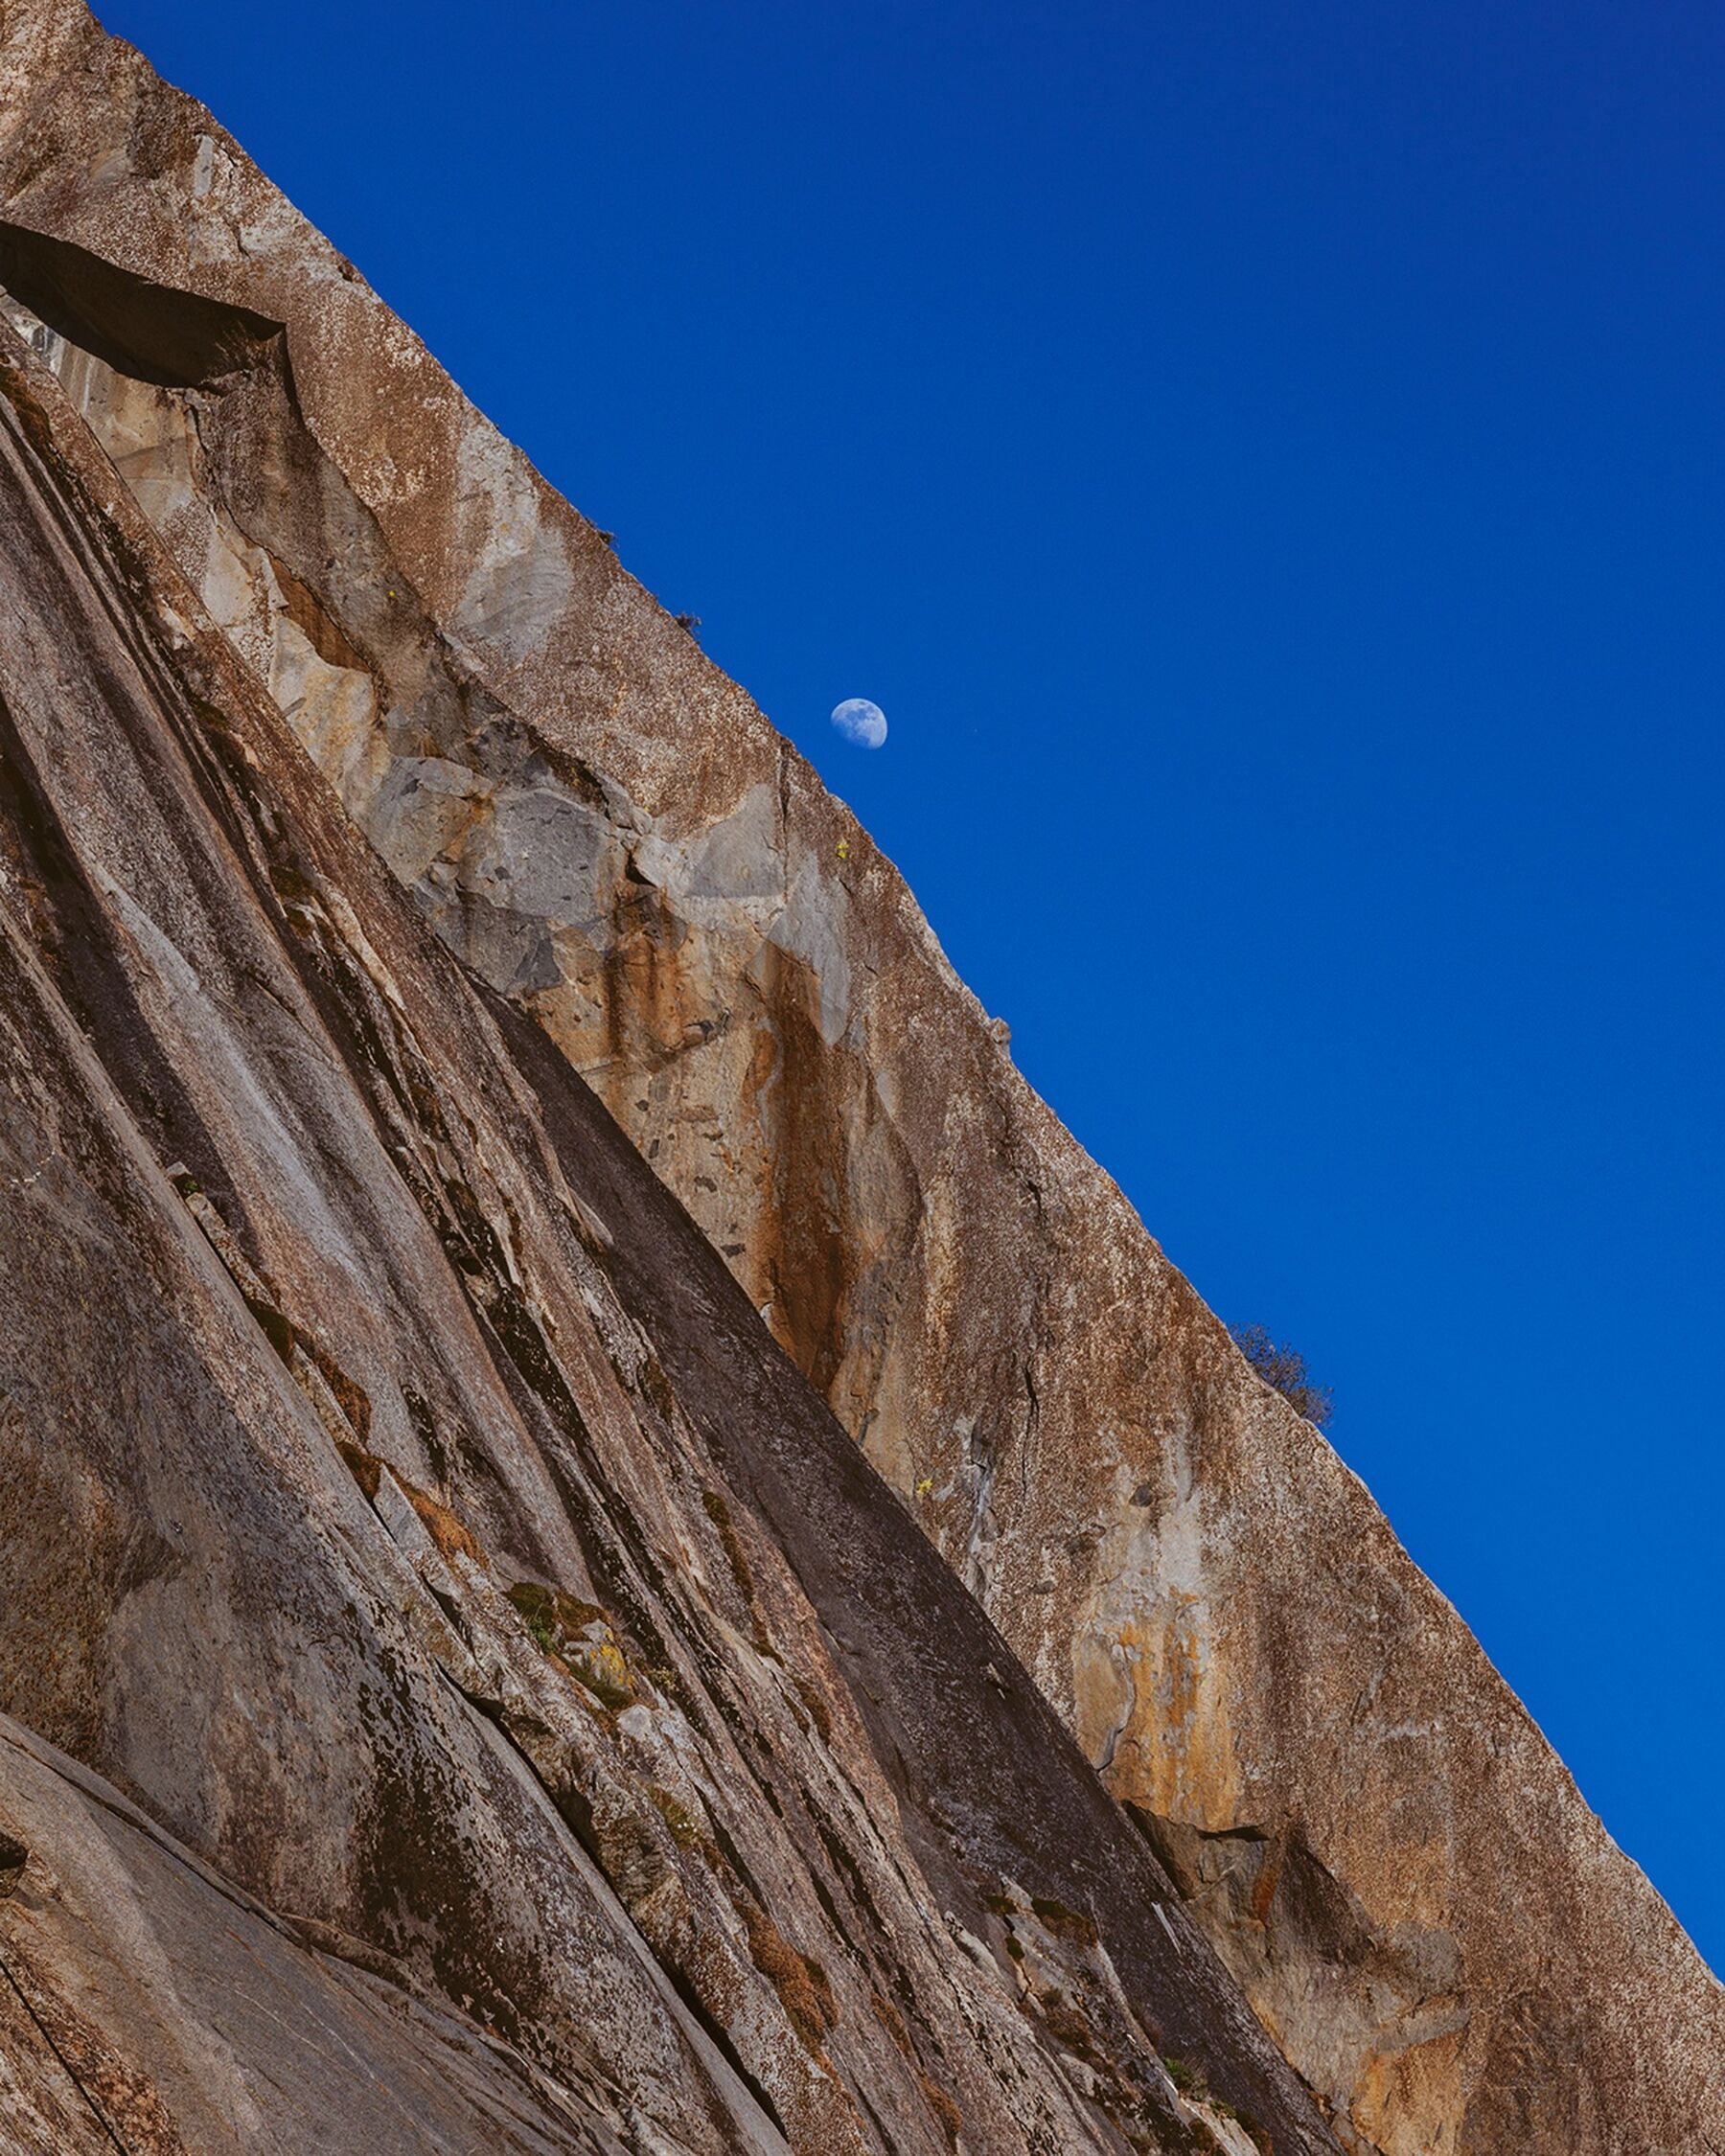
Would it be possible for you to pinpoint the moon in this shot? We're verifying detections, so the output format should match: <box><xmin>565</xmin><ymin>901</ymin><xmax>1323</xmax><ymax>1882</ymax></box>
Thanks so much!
<box><xmin>831</xmin><ymin>698</ymin><xmax>887</xmax><ymax>749</ymax></box>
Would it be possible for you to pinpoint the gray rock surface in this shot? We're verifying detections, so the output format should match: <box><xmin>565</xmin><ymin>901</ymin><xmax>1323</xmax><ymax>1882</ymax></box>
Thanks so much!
<box><xmin>0</xmin><ymin>1714</ymin><xmax>621</xmax><ymax>2154</ymax></box>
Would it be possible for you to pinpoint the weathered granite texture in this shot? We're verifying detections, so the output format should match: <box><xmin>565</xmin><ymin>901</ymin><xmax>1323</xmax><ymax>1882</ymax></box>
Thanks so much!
<box><xmin>0</xmin><ymin>1714</ymin><xmax>623</xmax><ymax>2155</ymax></box>
<box><xmin>0</xmin><ymin>3</ymin><xmax>1719</xmax><ymax>2147</ymax></box>
<box><xmin>0</xmin><ymin>290</ymin><xmax>1334</xmax><ymax>2152</ymax></box>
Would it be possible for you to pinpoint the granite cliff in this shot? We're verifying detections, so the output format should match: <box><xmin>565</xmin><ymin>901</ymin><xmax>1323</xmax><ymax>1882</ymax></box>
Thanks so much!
<box><xmin>0</xmin><ymin>4</ymin><xmax>1719</xmax><ymax>2149</ymax></box>
<box><xmin>0</xmin><ymin>182</ymin><xmax>1340</xmax><ymax>2156</ymax></box>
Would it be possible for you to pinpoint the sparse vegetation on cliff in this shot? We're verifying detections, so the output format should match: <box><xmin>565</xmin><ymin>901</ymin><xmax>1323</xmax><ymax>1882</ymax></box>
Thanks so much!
<box><xmin>1230</xmin><ymin>1324</ymin><xmax>1333</xmax><ymax>1429</ymax></box>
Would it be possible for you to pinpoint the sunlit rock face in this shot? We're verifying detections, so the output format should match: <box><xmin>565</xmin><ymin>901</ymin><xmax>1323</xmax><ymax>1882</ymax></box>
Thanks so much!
<box><xmin>0</xmin><ymin>6</ymin><xmax>1720</xmax><ymax>2148</ymax></box>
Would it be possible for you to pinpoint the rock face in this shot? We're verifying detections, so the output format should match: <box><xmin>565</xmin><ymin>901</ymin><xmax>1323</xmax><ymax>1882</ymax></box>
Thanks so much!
<box><xmin>0</xmin><ymin>4</ymin><xmax>1718</xmax><ymax>2149</ymax></box>
<box><xmin>0</xmin><ymin>250</ymin><xmax>1338</xmax><ymax>2154</ymax></box>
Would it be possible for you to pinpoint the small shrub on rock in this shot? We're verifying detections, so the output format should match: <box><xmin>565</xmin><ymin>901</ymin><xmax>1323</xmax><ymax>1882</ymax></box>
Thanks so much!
<box><xmin>1229</xmin><ymin>1324</ymin><xmax>1333</xmax><ymax>1429</ymax></box>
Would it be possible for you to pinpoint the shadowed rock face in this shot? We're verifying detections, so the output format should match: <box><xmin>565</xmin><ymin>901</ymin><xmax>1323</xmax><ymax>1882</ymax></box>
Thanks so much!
<box><xmin>0</xmin><ymin>4</ymin><xmax>1717</xmax><ymax>2149</ymax></box>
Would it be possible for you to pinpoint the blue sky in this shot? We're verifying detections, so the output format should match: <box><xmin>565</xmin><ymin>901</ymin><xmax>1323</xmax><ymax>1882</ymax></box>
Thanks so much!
<box><xmin>103</xmin><ymin>0</ymin><xmax>1725</xmax><ymax>1967</ymax></box>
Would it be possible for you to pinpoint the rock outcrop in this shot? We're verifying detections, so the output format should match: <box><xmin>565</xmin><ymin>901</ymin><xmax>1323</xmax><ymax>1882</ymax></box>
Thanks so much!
<box><xmin>0</xmin><ymin>4</ymin><xmax>1718</xmax><ymax>2148</ymax></box>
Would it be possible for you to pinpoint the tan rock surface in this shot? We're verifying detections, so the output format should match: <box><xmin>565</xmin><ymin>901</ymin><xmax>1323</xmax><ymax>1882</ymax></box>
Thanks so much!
<box><xmin>0</xmin><ymin>4</ymin><xmax>1719</xmax><ymax>2146</ymax></box>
